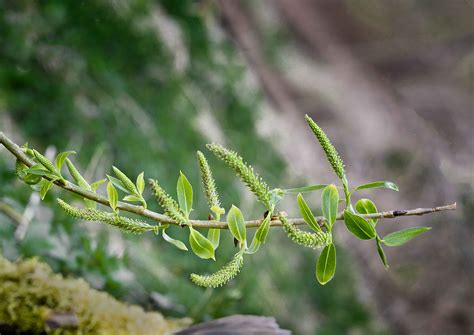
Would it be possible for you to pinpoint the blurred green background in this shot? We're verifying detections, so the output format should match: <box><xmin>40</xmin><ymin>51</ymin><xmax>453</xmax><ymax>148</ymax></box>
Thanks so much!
<box><xmin>1</xmin><ymin>1</ymin><xmax>472</xmax><ymax>334</ymax></box>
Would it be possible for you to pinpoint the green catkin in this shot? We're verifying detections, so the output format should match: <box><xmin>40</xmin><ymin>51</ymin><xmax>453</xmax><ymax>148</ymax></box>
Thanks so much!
<box><xmin>65</xmin><ymin>158</ymin><xmax>91</xmax><ymax>189</ymax></box>
<box><xmin>280</xmin><ymin>215</ymin><xmax>332</xmax><ymax>249</ymax></box>
<box><xmin>33</xmin><ymin>150</ymin><xmax>56</xmax><ymax>174</ymax></box>
<box><xmin>113</xmin><ymin>166</ymin><xmax>137</xmax><ymax>194</ymax></box>
<box><xmin>57</xmin><ymin>199</ymin><xmax>153</xmax><ymax>234</ymax></box>
<box><xmin>149</xmin><ymin>179</ymin><xmax>187</xmax><ymax>225</ymax></box>
<box><xmin>190</xmin><ymin>253</ymin><xmax>244</xmax><ymax>288</ymax></box>
<box><xmin>207</xmin><ymin>143</ymin><xmax>271</xmax><ymax>209</ymax></box>
<box><xmin>197</xmin><ymin>151</ymin><xmax>220</xmax><ymax>210</ymax></box>
<box><xmin>305</xmin><ymin>115</ymin><xmax>346</xmax><ymax>180</ymax></box>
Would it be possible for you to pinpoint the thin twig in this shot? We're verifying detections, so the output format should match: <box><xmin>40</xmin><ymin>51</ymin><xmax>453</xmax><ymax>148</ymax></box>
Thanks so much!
<box><xmin>0</xmin><ymin>201</ymin><xmax>25</xmax><ymax>226</ymax></box>
<box><xmin>1</xmin><ymin>132</ymin><xmax>456</xmax><ymax>229</ymax></box>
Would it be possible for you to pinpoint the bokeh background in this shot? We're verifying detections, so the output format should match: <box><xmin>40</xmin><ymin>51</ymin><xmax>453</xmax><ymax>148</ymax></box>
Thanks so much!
<box><xmin>0</xmin><ymin>1</ymin><xmax>472</xmax><ymax>334</ymax></box>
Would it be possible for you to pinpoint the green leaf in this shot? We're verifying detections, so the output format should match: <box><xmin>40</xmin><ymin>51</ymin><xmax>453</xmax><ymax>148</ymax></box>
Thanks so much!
<box><xmin>355</xmin><ymin>198</ymin><xmax>378</xmax><ymax>225</ymax></box>
<box><xmin>316</xmin><ymin>243</ymin><xmax>336</xmax><ymax>285</ymax></box>
<box><xmin>189</xmin><ymin>226</ymin><xmax>215</xmax><ymax>260</ymax></box>
<box><xmin>39</xmin><ymin>179</ymin><xmax>56</xmax><ymax>200</ymax></box>
<box><xmin>245</xmin><ymin>238</ymin><xmax>261</xmax><ymax>254</ymax></box>
<box><xmin>207</xmin><ymin>229</ymin><xmax>220</xmax><ymax>249</ymax></box>
<box><xmin>55</xmin><ymin>151</ymin><xmax>76</xmax><ymax>174</ymax></box>
<box><xmin>23</xmin><ymin>174</ymin><xmax>42</xmax><ymax>185</ymax></box>
<box><xmin>246</xmin><ymin>212</ymin><xmax>272</xmax><ymax>255</ymax></box>
<box><xmin>376</xmin><ymin>238</ymin><xmax>389</xmax><ymax>269</ymax></box>
<box><xmin>283</xmin><ymin>184</ymin><xmax>328</xmax><ymax>194</ymax></box>
<box><xmin>90</xmin><ymin>179</ymin><xmax>106</xmax><ymax>192</ymax></box>
<box><xmin>255</xmin><ymin>212</ymin><xmax>271</xmax><ymax>243</ymax></box>
<box><xmin>343</xmin><ymin>210</ymin><xmax>376</xmax><ymax>240</ymax></box>
<box><xmin>382</xmin><ymin>227</ymin><xmax>431</xmax><ymax>246</ymax></box>
<box><xmin>25</xmin><ymin>168</ymin><xmax>58</xmax><ymax>179</ymax></box>
<box><xmin>177</xmin><ymin>171</ymin><xmax>193</xmax><ymax>218</ymax></box>
<box><xmin>321</xmin><ymin>184</ymin><xmax>339</xmax><ymax>228</ymax></box>
<box><xmin>162</xmin><ymin>227</ymin><xmax>188</xmax><ymax>251</ymax></box>
<box><xmin>353</xmin><ymin>181</ymin><xmax>399</xmax><ymax>193</ymax></box>
<box><xmin>297</xmin><ymin>193</ymin><xmax>321</xmax><ymax>233</ymax></box>
<box><xmin>227</xmin><ymin>205</ymin><xmax>246</xmax><ymax>244</ymax></box>
<box><xmin>29</xmin><ymin>163</ymin><xmax>46</xmax><ymax>170</ymax></box>
<box><xmin>123</xmin><ymin>195</ymin><xmax>142</xmax><ymax>202</ymax></box>
<box><xmin>136</xmin><ymin>172</ymin><xmax>145</xmax><ymax>194</ymax></box>
<box><xmin>106</xmin><ymin>175</ymin><xmax>129</xmax><ymax>193</ymax></box>
<box><xmin>107</xmin><ymin>182</ymin><xmax>118</xmax><ymax>212</ymax></box>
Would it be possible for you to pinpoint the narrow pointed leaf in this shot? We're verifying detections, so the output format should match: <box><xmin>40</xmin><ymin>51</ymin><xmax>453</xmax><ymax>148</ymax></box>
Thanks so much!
<box><xmin>297</xmin><ymin>193</ymin><xmax>321</xmax><ymax>233</ymax></box>
<box><xmin>246</xmin><ymin>212</ymin><xmax>272</xmax><ymax>254</ymax></box>
<box><xmin>316</xmin><ymin>243</ymin><xmax>336</xmax><ymax>285</ymax></box>
<box><xmin>321</xmin><ymin>184</ymin><xmax>339</xmax><ymax>227</ymax></box>
<box><xmin>255</xmin><ymin>212</ymin><xmax>271</xmax><ymax>243</ymax></box>
<box><xmin>189</xmin><ymin>227</ymin><xmax>215</xmax><ymax>260</ymax></box>
<box><xmin>283</xmin><ymin>184</ymin><xmax>328</xmax><ymax>194</ymax></box>
<box><xmin>382</xmin><ymin>227</ymin><xmax>431</xmax><ymax>246</ymax></box>
<box><xmin>107</xmin><ymin>182</ymin><xmax>118</xmax><ymax>212</ymax></box>
<box><xmin>123</xmin><ymin>195</ymin><xmax>143</xmax><ymax>202</ymax></box>
<box><xmin>227</xmin><ymin>205</ymin><xmax>246</xmax><ymax>243</ymax></box>
<box><xmin>343</xmin><ymin>210</ymin><xmax>376</xmax><ymax>240</ymax></box>
<box><xmin>90</xmin><ymin>179</ymin><xmax>106</xmax><ymax>192</ymax></box>
<box><xmin>353</xmin><ymin>181</ymin><xmax>399</xmax><ymax>193</ymax></box>
<box><xmin>376</xmin><ymin>238</ymin><xmax>389</xmax><ymax>269</ymax></box>
<box><xmin>106</xmin><ymin>175</ymin><xmax>129</xmax><ymax>193</ymax></box>
<box><xmin>29</xmin><ymin>163</ymin><xmax>47</xmax><ymax>171</ymax></box>
<box><xmin>207</xmin><ymin>228</ymin><xmax>220</xmax><ymax>249</ymax></box>
<box><xmin>25</xmin><ymin>168</ymin><xmax>58</xmax><ymax>179</ymax></box>
<box><xmin>23</xmin><ymin>174</ymin><xmax>42</xmax><ymax>185</ymax></box>
<box><xmin>245</xmin><ymin>238</ymin><xmax>261</xmax><ymax>254</ymax></box>
<box><xmin>177</xmin><ymin>171</ymin><xmax>193</xmax><ymax>218</ymax></box>
<box><xmin>162</xmin><ymin>227</ymin><xmax>188</xmax><ymax>251</ymax></box>
<box><xmin>55</xmin><ymin>151</ymin><xmax>76</xmax><ymax>173</ymax></box>
<box><xmin>355</xmin><ymin>198</ymin><xmax>378</xmax><ymax>225</ymax></box>
<box><xmin>40</xmin><ymin>179</ymin><xmax>56</xmax><ymax>200</ymax></box>
<box><xmin>136</xmin><ymin>172</ymin><xmax>145</xmax><ymax>194</ymax></box>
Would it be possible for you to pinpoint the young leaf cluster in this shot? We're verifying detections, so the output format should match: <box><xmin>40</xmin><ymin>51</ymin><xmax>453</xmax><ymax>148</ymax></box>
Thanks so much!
<box><xmin>107</xmin><ymin>167</ymin><xmax>147</xmax><ymax>208</ymax></box>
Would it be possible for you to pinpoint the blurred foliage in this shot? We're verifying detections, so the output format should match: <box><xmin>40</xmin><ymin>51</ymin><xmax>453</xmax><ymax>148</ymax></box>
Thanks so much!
<box><xmin>0</xmin><ymin>1</ymin><xmax>378</xmax><ymax>334</ymax></box>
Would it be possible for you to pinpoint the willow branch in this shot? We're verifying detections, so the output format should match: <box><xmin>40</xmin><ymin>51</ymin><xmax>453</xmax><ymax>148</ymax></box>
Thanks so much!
<box><xmin>0</xmin><ymin>201</ymin><xmax>25</xmax><ymax>226</ymax></box>
<box><xmin>1</xmin><ymin>132</ymin><xmax>456</xmax><ymax>230</ymax></box>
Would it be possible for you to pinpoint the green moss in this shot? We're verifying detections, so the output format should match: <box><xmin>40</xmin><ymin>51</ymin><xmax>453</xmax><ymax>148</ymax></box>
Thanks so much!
<box><xmin>0</xmin><ymin>255</ymin><xmax>189</xmax><ymax>334</ymax></box>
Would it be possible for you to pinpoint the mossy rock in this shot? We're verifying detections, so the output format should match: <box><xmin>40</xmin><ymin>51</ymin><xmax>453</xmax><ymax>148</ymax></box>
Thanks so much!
<box><xmin>0</xmin><ymin>255</ymin><xmax>190</xmax><ymax>334</ymax></box>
